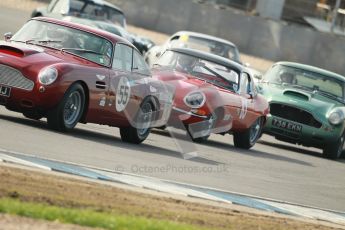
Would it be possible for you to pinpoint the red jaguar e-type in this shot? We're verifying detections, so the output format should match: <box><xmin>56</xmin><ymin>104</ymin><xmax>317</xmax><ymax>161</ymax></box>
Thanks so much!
<box><xmin>0</xmin><ymin>17</ymin><xmax>173</xmax><ymax>144</ymax></box>
<box><xmin>152</xmin><ymin>48</ymin><xmax>269</xmax><ymax>149</ymax></box>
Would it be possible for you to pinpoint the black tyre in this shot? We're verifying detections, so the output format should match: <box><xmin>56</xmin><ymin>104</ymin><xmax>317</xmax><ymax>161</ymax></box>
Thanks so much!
<box><xmin>323</xmin><ymin>134</ymin><xmax>345</xmax><ymax>160</ymax></box>
<box><xmin>120</xmin><ymin>97</ymin><xmax>155</xmax><ymax>144</ymax></box>
<box><xmin>233</xmin><ymin>117</ymin><xmax>264</xmax><ymax>149</ymax></box>
<box><xmin>192</xmin><ymin>135</ymin><xmax>210</xmax><ymax>143</ymax></box>
<box><xmin>47</xmin><ymin>83</ymin><xmax>85</xmax><ymax>132</ymax></box>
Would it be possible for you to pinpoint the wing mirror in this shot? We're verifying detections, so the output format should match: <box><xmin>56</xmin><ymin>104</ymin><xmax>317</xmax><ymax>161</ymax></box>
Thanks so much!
<box><xmin>4</xmin><ymin>32</ymin><xmax>12</xmax><ymax>42</ymax></box>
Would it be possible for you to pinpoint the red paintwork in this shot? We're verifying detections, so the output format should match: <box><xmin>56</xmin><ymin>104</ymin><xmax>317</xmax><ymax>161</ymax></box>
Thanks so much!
<box><xmin>152</xmin><ymin>68</ymin><xmax>269</xmax><ymax>134</ymax></box>
<box><xmin>0</xmin><ymin>18</ymin><xmax>166</xmax><ymax>128</ymax></box>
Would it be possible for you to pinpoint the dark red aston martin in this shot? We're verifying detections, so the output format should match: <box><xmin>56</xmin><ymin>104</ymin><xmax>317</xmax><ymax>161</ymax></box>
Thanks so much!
<box><xmin>0</xmin><ymin>17</ymin><xmax>173</xmax><ymax>144</ymax></box>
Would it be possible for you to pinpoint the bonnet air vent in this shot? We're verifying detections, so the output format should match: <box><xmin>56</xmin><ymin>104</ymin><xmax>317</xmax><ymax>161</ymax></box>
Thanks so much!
<box><xmin>283</xmin><ymin>90</ymin><xmax>309</xmax><ymax>101</ymax></box>
<box><xmin>0</xmin><ymin>45</ymin><xmax>24</xmax><ymax>57</ymax></box>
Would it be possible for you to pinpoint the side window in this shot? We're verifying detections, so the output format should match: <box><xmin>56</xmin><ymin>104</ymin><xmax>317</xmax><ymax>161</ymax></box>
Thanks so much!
<box><xmin>113</xmin><ymin>43</ymin><xmax>133</xmax><ymax>72</ymax></box>
<box><xmin>123</xmin><ymin>46</ymin><xmax>132</xmax><ymax>72</ymax></box>
<box><xmin>240</xmin><ymin>73</ymin><xmax>251</xmax><ymax>95</ymax></box>
<box><xmin>133</xmin><ymin>50</ymin><xmax>150</xmax><ymax>75</ymax></box>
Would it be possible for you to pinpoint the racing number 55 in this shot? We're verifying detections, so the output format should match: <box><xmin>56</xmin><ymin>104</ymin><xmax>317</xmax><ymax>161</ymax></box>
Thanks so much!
<box><xmin>118</xmin><ymin>85</ymin><xmax>129</xmax><ymax>105</ymax></box>
<box><xmin>116</xmin><ymin>77</ymin><xmax>131</xmax><ymax>112</ymax></box>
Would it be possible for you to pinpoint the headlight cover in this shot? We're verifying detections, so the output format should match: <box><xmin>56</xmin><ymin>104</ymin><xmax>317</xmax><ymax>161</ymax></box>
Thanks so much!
<box><xmin>38</xmin><ymin>67</ymin><xmax>58</xmax><ymax>85</ymax></box>
<box><xmin>184</xmin><ymin>91</ymin><xmax>206</xmax><ymax>109</ymax></box>
<box><xmin>328</xmin><ymin>109</ymin><xmax>345</xmax><ymax>125</ymax></box>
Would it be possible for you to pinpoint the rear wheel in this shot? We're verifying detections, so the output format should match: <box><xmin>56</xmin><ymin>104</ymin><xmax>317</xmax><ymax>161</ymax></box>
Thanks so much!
<box><xmin>120</xmin><ymin>98</ymin><xmax>155</xmax><ymax>144</ymax></box>
<box><xmin>233</xmin><ymin>117</ymin><xmax>264</xmax><ymax>149</ymax></box>
<box><xmin>323</xmin><ymin>134</ymin><xmax>345</xmax><ymax>160</ymax></box>
<box><xmin>47</xmin><ymin>83</ymin><xmax>85</xmax><ymax>132</ymax></box>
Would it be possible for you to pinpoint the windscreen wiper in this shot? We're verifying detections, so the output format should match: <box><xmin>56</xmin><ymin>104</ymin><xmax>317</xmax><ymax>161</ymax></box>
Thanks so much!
<box><xmin>61</xmin><ymin>48</ymin><xmax>102</xmax><ymax>55</ymax></box>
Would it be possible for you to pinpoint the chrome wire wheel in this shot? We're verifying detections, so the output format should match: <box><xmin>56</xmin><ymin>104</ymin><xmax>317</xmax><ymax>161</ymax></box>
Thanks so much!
<box><xmin>249</xmin><ymin>117</ymin><xmax>263</xmax><ymax>144</ymax></box>
<box><xmin>137</xmin><ymin>101</ymin><xmax>153</xmax><ymax>138</ymax></box>
<box><xmin>63</xmin><ymin>91</ymin><xmax>82</xmax><ymax>126</ymax></box>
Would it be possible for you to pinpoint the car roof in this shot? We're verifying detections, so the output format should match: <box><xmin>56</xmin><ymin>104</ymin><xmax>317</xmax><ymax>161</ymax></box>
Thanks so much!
<box><xmin>275</xmin><ymin>61</ymin><xmax>345</xmax><ymax>82</ymax></box>
<box><xmin>64</xmin><ymin>16</ymin><xmax>125</xmax><ymax>33</ymax></box>
<box><xmin>33</xmin><ymin>17</ymin><xmax>133</xmax><ymax>47</ymax></box>
<box><xmin>168</xmin><ymin>47</ymin><xmax>243</xmax><ymax>72</ymax></box>
<box><xmin>171</xmin><ymin>31</ymin><xmax>237</xmax><ymax>48</ymax></box>
<box><xmin>82</xmin><ymin>0</ymin><xmax>124</xmax><ymax>14</ymax></box>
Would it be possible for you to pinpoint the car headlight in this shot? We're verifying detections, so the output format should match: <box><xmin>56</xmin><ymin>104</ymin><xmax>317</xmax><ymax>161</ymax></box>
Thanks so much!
<box><xmin>38</xmin><ymin>67</ymin><xmax>58</xmax><ymax>85</ymax></box>
<box><xmin>328</xmin><ymin>109</ymin><xmax>345</xmax><ymax>125</ymax></box>
<box><xmin>184</xmin><ymin>91</ymin><xmax>206</xmax><ymax>108</ymax></box>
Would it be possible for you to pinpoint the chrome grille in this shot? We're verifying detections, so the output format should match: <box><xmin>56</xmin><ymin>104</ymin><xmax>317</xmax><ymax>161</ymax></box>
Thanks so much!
<box><xmin>0</xmin><ymin>64</ymin><xmax>34</xmax><ymax>91</ymax></box>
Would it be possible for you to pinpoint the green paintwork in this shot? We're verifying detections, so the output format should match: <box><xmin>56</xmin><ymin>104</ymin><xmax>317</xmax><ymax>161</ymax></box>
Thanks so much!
<box><xmin>258</xmin><ymin>62</ymin><xmax>345</xmax><ymax>150</ymax></box>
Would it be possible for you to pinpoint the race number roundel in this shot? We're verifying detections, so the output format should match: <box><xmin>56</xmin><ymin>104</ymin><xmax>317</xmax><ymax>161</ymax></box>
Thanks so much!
<box><xmin>116</xmin><ymin>77</ymin><xmax>131</xmax><ymax>112</ymax></box>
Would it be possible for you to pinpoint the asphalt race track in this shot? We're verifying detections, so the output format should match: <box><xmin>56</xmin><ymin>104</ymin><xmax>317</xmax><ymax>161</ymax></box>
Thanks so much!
<box><xmin>0</xmin><ymin>6</ymin><xmax>345</xmax><ymax>212</ymax></box>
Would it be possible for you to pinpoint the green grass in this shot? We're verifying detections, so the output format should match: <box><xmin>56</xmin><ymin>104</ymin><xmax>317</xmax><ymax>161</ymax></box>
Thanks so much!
<box><xmin>0</xmin><ymin>198</ymin><xmax>206</xmax><ymax>230</ymax></box>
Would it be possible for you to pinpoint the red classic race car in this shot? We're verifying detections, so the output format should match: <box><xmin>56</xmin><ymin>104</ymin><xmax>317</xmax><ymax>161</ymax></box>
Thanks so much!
<box><xmin>0</xmin><ymin>17</ymin><xmax>173</xmax><ymax>144</ymax></box>
<box><xmin>152</xmin><ymin>48</ymin><xmax>269</xmax><ymax>149</ymax></box>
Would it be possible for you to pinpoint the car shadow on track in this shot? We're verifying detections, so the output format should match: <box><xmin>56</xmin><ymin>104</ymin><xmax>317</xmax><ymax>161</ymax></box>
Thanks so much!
<box><xmin>203</xmin><ymin>139</ymin><xmax>314</xmax><ymax>167</ymax></box>
<box><xmin>258</xmin><ymin>140</ymin><xmax>345</xmax><ymax>162</ymax></box>
<box><xmin>0</xmin><ymin>114</ymin><xmax>222</xmax><ymax>166</ymax></box>
<box><xmin>152</xmin><ymin>129</ymin><xmax>313</xmax><ymax>166</ymax></box>
<box><xmin>72</xmin><ymin>128</ymin><xmax>223</xmax><ymax>166</ymax></box>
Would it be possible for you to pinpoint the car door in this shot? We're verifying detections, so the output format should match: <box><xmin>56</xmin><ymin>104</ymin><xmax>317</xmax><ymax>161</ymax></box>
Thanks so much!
<box><xmin>237</xmin><ymin>72</ymin><xmax>257</xmax><ymax>128</ymax></box>
<box><xmin>104</xmin><ymin>43</ymin><xmax>134</xmax><ymax>125</ymax></box>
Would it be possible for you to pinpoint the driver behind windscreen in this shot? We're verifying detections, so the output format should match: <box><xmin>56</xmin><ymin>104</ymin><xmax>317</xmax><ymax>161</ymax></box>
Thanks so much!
<box><xmin>211</xmin><ymin>43</ymin><xmax>226</xmax><ymax>58</ymax></box>
<box><xmin>175</xmin><ymin>54</ymin><xmax>197</xmax><ymax>74</ymax></box>
<box><xmin>279</xmin><ymin>71</ymin><xmax>296</xmax><ymax>84</ymax></box>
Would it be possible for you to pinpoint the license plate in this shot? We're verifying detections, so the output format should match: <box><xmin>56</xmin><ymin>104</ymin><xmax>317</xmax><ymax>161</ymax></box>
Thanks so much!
<box><xmin>272</xmin><ymin>118</ymin><xmax>302</xmax><ymax>133</ymax></box>
<box><xmin>0</xmin><ymin>85</ymin><xmax>11</xmax><ymax>97</ymax></box>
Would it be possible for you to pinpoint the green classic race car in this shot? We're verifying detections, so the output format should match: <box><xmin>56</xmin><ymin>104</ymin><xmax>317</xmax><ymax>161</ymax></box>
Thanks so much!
<box><xmin>258</xmin><ymin>62</ymin><xmax>345</xmax><ymax>160</ymax></box>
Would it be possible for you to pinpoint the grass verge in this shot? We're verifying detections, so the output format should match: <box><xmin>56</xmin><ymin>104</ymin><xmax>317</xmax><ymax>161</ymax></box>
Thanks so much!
<box><xmin>0</xmin><ymin>198</ymin><xmax>202</xmax><ymax>230</ymax></box>
<box><xmin>0</xmin><ymin>165</ymin><xmax>341</xmax><ymax>230</ymax></box>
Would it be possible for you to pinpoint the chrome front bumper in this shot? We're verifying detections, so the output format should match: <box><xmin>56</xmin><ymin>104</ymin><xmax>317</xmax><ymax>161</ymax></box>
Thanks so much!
<box><xmin>172</xmin><ymin>106</ymin><xmax>208</xmax><ymax>119</ymax></box>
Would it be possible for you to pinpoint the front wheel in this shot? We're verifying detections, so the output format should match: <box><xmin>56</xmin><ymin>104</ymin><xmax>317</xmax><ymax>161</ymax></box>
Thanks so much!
<box><xmin>47</xmin><ymin>83</ymin><xmax>85</xmax><ymax>132</ymax></box>
<box><xmin>323</xmin><ymin>134</ymin><xmax>345</xmax><ymax>160</ymax></box>
<box><xmin>233</xmin><ymin>117</ymin><xmax>264</xmax><ymax>149</ymax></box>
<box><xmin>120</xmin><ymin>98</ymin><xmax>155</xmax><ymax>144</ymax></box>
